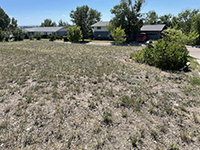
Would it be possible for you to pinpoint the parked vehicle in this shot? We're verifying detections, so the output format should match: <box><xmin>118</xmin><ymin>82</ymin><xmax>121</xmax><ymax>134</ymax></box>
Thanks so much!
<box><xmin>136</xmin><ymin>33</ymin><xmax>147</xmax><ymax>42</ymax></box>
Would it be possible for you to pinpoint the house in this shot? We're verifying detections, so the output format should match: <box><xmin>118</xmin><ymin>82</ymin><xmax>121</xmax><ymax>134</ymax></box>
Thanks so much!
<box><xmin>140</xmin><ymin>24</ymin><xmax>167</xmax><ymax>40</ymax></box>
<box><xmin>91</xmin><ymin>21</ymin><xmax>112</xmax><ymax>40</ymax></box>
<box><xmin>24</xmin><ymin>27</ymin><xmax>67</xmax><ymax>38</ymax></box>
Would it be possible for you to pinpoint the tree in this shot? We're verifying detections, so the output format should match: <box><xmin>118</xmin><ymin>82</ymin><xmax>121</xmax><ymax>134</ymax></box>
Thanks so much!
<box><xmin>70</xmin><ymin>5</ymin><xmax>101</xmax><ymax>40</ymax></box>
<box><xmin>36</xmin><ymin>33</ymin><xmax>41</xmax><ymax>40</ymax></box>
<box><xmin>58</xmin><ymin>19</ymin><xmax>71</xmax><ymax>28</ymax></box>
<box><xmin>110</xmin><ymin>0</ymin><xmax>145</xmax><ymax>42</ymax></box>
<box><xmin>4</xmin><ymin>30</ymin><xmax>11</xmax><ymax>42</ymax></box>
<box><xmin>191</xmin><ymin>14</ymin><xmax>200</xmax><ymax>44</ymax></box>
<box><xmin>67</xmin><ymin>26</ymin><xmax>83</xmax><ymax>43</ymax></box>
<box><xmin>0</xmin><ymin>7</ymin><xmax>10</xmax><ymax>31</ymax></box>
<box><xmin>162</xmin><ymin>27</ymin><xmax>199</xmax><ymax>45</ymax></box>
<box><xmin>171</xmin><ymin>16</ymin><xmax>179</xmax><ymax>28</ymax></box>
<box><xmin>29</xmin><ymin>33</ymin><xmax>34</xmax><ymax>40</ymax></box>
<box><xmin>0</xmin><ymin>28</ymin><xmax>5</xmax><ymax>42</ymax></box>
<box><xmin>13</xmin><ymin>29</ymin><xmax>24</xmax><ymax>41</ymax></box>
<box><xmin>40</xmin><ymin>19</ymin><xmax>57</xmax><ymax>27</ymax></box>
<box><xmin>158</xmin><ymin>14</ymin><xmax>173</xmax><ymax>27</ymax></box>
<box><xmin>143</xmin><ymin>10</ymin><xmax>158</xmax><ymax>25</ymax></box>
<box><xmin>110</xmin><ymin>26</ymin><xmax>126</xmax><ymax>45</ymax></box>
<box><xmin>8</xmin><ymin>17</ymin><xmax>18</xmax><ymax>31</ymax></box>
<box><xmin>177</xmin><ymin>9</ymin><xmax>199</xmax><ymax>35</ymax></box>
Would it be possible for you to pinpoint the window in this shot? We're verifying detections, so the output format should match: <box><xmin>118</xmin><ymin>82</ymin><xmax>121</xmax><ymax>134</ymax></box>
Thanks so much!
<box><xmin>97</xmin><ymin>27</ymin><xmax>101</xmax><ymax>30</ymax></box>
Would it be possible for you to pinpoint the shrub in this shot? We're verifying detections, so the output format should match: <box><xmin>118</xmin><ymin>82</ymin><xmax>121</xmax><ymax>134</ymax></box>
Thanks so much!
<box><xmin>162</xmin><ymin>27</ymin><xmax>199</xmax><ymax>46</ymax></box>
<box><xmin>48</xmin><ymin>35</ymin><xmax>56</xmax><ymax>41</ymax></box>
<box><xmin>135</xmin><ymin>39</ymin><xmax>189</xmax><ymax>70</ymax></box>
<box><xmin>29</xmin><ymin>33</ymin><xmax>34</xmax><ymax>40</ymax></box>
<box><xmin>36</xmin><ymin>33</ymin><xmax>41</xmax><ymax>40</ymax></box>
<box><xmin>133</xmin><ymin>27</ymin><xmax>199</xmax><ymax>70</ymax></box>
<box><xmin>41</xmin><ymin>35</ymin><xmax>48</xmax><ymax>39</ymax></box>
<box><xmin>13</xmin><ymin>29</ymin><xmax>24</xmax><ymax>41</ymax></box>
<box><xmin>4</xmin><ymin>31</ymin><xmax>11</xmax><ymax>42</ymax></box>
<box><xmin>0</xmin><ymin>28</ymin><xmax>5</xmax><ymax>42</ymax></box>
<box><xmin>110</xmin><ymin>26</ymin><xmax>126</xmax><ymax>45</ymax></box>
<box><xmin>67</xmin><ymin>26</ymin><xmax>82</xmax><ymax>43</ymax></box>
<box><xmin>55</xmin><ymin>35</ymin><xmax>63</xmax><ymax>40</ymax></box>
<box><xmin>129</xmin><ymin>52</ymin><xmax>137</xmax><ymax>59</ymax></box>
<box><xmin>63</xmin><ymin>36</ymin><xmax>69</xmax><ymax>42</ymax></box>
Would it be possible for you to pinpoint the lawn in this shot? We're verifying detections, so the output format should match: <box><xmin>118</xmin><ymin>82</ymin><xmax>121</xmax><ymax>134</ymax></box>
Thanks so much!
<box><xmin>0</xmin><ymin>41</ymin><xmax>200</xmax><ymax>149</ymax></box>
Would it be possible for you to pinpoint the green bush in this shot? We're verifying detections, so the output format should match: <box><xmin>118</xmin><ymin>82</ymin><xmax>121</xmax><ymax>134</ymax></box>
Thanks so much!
<box><xmin>162</xmin><ymin>27</ymin><xmax>199</xmax><ymax>46</ymax></box>
<box><xmin>4</xmin><ymin>31</ymin><xmax>11</xmax><ymax>42</ymax></box>
<box><xmin>29</xmin><ymin>33</ymin><xmax>34</xmax><ymax>40</ymax></box>
<box><xmin>13</xmin><ymin>29</ymin><xmax>24</xmax><ymax>41</ymax></box>
<box><xmin>48</xmin><ymin>35</ymin><xmax>56</xmax><ymax>41</ymax></box>
<box><xmin>110</xmin><ymin>25</ymin><xmax>126</xmax><ymax>45</ymax></box>
<box><xmin>63</xmin><ymin>36</ymin><xmax>69</xmax><ymax>42</ymax></box>
<box><xmin>133</xmin><ymin>27</ymin><xmax>194</xmax><ymax>70</ymax></box>
<box><xmin>36</xmin><ymin>33</ymin><xmax>41</xmax><ymax>40</ymax></box>
<box><xmin>0</xmin><ymin>29</ymin><xmax>5</xmax><ymax>42</ymax></box>
<box><xmin>56</xmin><ymin>35</ymin><xmax>63</xmax><ymax>40</ymax></box>
<box><xmin>67</xmin><ymin>26</ymin><xmax>82</xmax><ymax>43</ymax></box>
<box><xmin>135</xmin><ymin>39</ymin><xmax>189</xmax><ymax>70</ymax></box>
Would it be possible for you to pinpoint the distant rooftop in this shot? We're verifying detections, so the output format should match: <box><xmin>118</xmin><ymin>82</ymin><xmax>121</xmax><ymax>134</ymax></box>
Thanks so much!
<box><xmin>24</xmin><ymin>27</ymin><xmax>66</xmax><ymax>32</ymax></box>
<box><xmin>91</xmin><ymin>21</ymin><xmax>110</xmax><ymax>27</ymax></box>
<box><xmin>141</xmin><ymin>24</ymin><xmax>167</xmax><ymax>31</ymax></box>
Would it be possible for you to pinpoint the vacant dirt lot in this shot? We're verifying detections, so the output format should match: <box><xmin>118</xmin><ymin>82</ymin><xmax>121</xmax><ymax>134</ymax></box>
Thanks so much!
<box><xmin>0</xmin><ymin>41</ymin><xmax>200</xmax><ymax>149</ymax></box>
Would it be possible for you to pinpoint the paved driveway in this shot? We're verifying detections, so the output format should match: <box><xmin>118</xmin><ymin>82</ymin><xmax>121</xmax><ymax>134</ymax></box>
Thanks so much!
<box><xmin>186</xmin><ymin>46</ymin><xmax>200</xmax><ymax>59</ymax></box>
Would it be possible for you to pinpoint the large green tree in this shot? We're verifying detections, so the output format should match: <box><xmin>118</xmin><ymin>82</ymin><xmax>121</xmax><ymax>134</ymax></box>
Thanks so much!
<box><xmin>143</xmin><ymin>10</ymin><xmax>158</xmax><ymax>25</ymax></box>
<box><xmin>110</xmin><ymin>0</ymin><xmax>145</xmax><ymax>42</ymax></box>
<box><xmin>9</xmin><ymin>17</ymin><xmax>18</xmax><ymax>31</ymax></box>
<box><xmin>191</xmin><ymin>13</ymin><xmax>200</xmax><ymax>44</ymax></box>
<box><xmin>70</xmin><ymin>5</ymin><xmax>101</xmax><ymax>40</ymax></box>
<box><xmin>158</xmin><ymin>14</ymin><xmax>173</xmax><ymax>27</ymax></box>
<box><xmin>58</xmin><ymin>19</ymin><xmax>71</xmax><ymax>28</ymax></box>
<box><xmin>0</xmin><ymin>7</ymin><xmax>10</xmax><ymax>31</ymax></box>
<box><xmin>177</xmin><ymin>9</ymin><xmax>199</xmax><ymax>35</ymax></box>
<box><xmin>40</xmin><ymin>19</ymin><xmax>57</xmax><ymax>27</ymax></box>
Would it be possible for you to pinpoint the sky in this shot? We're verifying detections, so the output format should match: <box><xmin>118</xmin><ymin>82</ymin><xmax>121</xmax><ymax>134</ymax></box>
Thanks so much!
<box><xmin>1</xmin><ymin>0</ymin><xmax>200</xmax><ymax>26</ymax></box>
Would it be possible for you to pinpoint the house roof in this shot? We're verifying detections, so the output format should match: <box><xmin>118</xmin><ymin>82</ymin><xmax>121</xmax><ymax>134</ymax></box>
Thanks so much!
<box><xmin>24</xmin><ymin>27</ymin><xmax>66</xmax><ymax>33</ymax></box>
<box><xmin>141</xmin><ymin>24</ymin><xmax>167</xmax><ymax>32</ymax></box>
<box><xmin>91</xmin><ymin>21</ymin><xmax>110</xmax><ymax>27</ymax></box>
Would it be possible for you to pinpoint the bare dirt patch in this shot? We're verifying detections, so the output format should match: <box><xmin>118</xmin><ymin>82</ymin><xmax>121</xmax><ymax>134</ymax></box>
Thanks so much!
<box><xmin>0</xmin><ymin>41</ymin><xmax>200</xmax><ymax>149</ymax></box>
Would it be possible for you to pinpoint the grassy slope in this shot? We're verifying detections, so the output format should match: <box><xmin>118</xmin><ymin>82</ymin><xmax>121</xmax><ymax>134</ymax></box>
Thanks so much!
<box><xmin>0</xmin><ymin>41</ymin><xmax>200</xmax><ymax>149</ymax></box>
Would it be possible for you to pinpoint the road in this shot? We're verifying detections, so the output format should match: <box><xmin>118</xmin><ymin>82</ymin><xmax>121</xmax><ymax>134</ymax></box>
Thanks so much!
<box><xmin>186</xmin><ymin>46</ymin><xmax>200</xmax><ymax>59</ymax></box>
<box><xmin>56</xmin><ymin>40</ymin><xmax>200</xmax><ymax>61</ymax></box>
<box><xmin>186</xmin><ymin>46</ymin><xmax>200</xmax><ymax>65</ymax></box>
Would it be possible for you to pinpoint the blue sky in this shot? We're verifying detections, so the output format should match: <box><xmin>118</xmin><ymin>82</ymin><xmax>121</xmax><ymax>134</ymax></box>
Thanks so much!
<box><xmin>1</xmin><ymin>0</ymin><xmax>200</xmax><ymax>26</ymax></box>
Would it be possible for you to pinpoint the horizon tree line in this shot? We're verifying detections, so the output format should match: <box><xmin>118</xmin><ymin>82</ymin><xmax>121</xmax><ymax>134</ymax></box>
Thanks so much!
<box><xmin>1</xmin><ymin>0</ymin><xmax>200</xmax><ymax>43</ymax></box>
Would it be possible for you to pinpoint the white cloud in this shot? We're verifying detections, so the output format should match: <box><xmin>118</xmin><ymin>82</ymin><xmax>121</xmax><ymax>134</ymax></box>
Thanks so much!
<box><xmin>24</xmin><ymin>17</ymin><xmax>29</xmax><ymax>19</ymax></box>
<box><xmin>62</xmin><ymin>14</ymin><xmax>66</xmax><ymax>17</ymax></box>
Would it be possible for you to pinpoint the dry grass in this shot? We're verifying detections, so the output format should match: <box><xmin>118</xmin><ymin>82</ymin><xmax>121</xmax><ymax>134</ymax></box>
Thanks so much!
<box><xmin>0</xmin><ymin>40</ymin><xmax>200</xmax><ymax>149</ymax></box>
